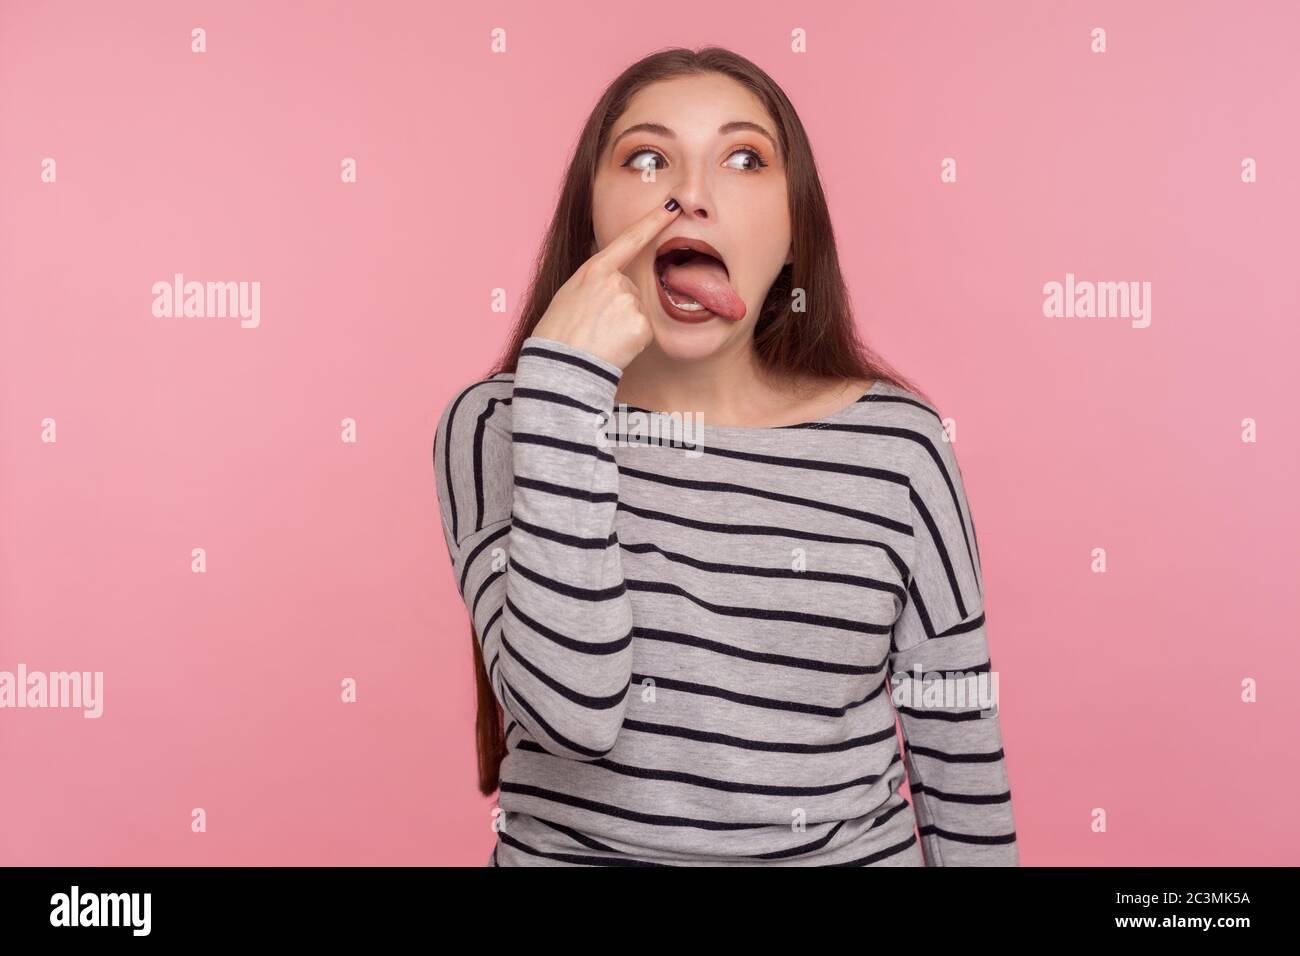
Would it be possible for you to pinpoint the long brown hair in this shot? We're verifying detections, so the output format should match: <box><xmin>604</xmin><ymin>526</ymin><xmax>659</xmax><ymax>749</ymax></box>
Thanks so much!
<box><xmin>469</xmin><ymin>45</ymin><xmax>929</xmax><ymax>795</ymax></box>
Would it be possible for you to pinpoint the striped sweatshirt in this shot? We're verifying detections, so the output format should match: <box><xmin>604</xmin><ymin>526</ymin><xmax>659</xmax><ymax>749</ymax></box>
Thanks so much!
<box><xmin>433</xmin><ymin>335</ymin><xmax>1019</xmax><ymax>866</ymax></box>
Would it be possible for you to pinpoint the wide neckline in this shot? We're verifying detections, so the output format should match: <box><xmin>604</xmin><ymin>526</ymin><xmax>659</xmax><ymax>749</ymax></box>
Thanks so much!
<box><xmin>613</xmin><ymin>378</ymin><xmax>887</xmax><ymax>434</ymax></box>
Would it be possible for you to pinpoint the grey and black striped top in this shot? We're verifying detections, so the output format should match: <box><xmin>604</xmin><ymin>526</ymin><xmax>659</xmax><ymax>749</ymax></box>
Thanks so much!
<box><xmin>433</xmin><ymin>335</ymin><xmax>1019</xmax><ymax>866</ymax></box>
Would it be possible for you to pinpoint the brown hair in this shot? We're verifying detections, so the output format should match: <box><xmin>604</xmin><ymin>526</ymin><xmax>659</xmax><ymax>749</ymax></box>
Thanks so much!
<box><xmin>469</xmin><ymin>45</ymin><xmax>928</xmax><ymax>795</ymax></box>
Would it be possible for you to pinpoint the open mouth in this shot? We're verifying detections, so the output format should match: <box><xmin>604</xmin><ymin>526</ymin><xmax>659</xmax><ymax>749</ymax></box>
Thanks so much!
<box><xmin>652</xmin><ymin>238</ymin><xmax>746</xmax><ymax>322</ymax></box>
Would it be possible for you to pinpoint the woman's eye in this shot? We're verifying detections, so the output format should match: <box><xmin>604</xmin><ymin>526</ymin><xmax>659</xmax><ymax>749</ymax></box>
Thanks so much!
<box><xmin>622</xmin><ymin>148</ymin><xmax>667</xmax><ymax>173</ymax></box>
<box><xmin>724</xmin><ymin>147</ymin><xmax>768</xmax><ymax>171</ymax></box>
<box><xmin>621</xmin><ymin>146</ymin><xmax>769</xmax><ymax>174</ymax></box>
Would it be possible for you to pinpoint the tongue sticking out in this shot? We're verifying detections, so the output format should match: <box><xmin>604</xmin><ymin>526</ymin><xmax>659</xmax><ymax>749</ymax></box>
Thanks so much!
<box><xmin>659</xmin><ymin>256</ymin><xmax>746</xmax><ymax>322</ymax></box>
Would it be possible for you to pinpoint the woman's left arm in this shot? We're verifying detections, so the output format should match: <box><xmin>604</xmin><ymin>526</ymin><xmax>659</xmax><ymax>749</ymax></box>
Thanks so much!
<box><xmin>888</xmin><ymin>421</ymin><xmax>1020</xmax><ymax>866</ymax></box>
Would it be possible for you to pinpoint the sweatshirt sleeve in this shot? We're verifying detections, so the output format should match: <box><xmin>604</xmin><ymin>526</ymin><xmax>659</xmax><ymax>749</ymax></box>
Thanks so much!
<box><xmin>887</xmin><ymin>421</ymin><xmax>1020</xmax><ymax>865</ymax></box>
<box><xmin>433</xmin><ymin>335</ymin><xmax>635</xmax><ymax>762</ymax></box>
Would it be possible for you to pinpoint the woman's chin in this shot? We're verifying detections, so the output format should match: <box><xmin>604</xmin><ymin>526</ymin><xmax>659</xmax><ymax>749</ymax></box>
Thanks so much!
<box><xmin>648</xmin><ymin>307</ymin><xmax>744</xmax><ymax>361</ymax></box>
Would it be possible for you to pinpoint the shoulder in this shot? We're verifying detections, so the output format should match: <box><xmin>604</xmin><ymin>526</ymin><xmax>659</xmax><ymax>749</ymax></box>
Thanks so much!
<box><xmin>855</xmin><ymin>378</ymin><xmax>948</xmax><ymax>451</ymax></box>
<box><xmin>862</xmin><ymin>383</ymin><xmax>982</xmax><ymax>529</ymax></box>
<box><xmin>434</xmin><ymin>372</ymin><xmax>516</xmax><ymax>458</ymax></box>
<box><xmin>838</xmin><ymin>379</ymin><xmax>979</xmax><ymax>503</ymax></box>
<box><xmin>861</xmin><ymin>379</ymin><xmax>942</xmax><ymax>426</ymax></box>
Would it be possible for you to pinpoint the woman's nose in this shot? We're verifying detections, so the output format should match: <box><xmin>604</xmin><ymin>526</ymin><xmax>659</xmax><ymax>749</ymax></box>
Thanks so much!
<box><xmin>667</xmin><ymin>168</ymin><xmax>713</xmax><ymax>220</ymax></box>
<box><xmin>671</xmin><ymin>192</ymin><xmax>711</xmax><ymax>220</ymax></box>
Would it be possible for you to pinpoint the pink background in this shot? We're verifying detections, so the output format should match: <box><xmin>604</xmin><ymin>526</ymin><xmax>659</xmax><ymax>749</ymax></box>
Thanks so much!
<box><xmin>2</xmin><ymin>0</ymin><xmax>1297</xmax><ymax>865</ymax></box>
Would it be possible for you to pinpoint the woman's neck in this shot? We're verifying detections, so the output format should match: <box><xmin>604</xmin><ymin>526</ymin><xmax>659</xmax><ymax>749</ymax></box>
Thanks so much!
<box><xmin>614</xmin><ymin>340</ymin><xmax>842</xmax><ymax>428</ymax></box>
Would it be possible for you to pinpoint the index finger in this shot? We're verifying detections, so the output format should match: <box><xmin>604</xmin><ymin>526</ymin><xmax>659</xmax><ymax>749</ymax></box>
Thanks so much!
<box><xmin>590</xmin><ymin>196</ymin><xmax>682</xmax><ymax>273</ymax></box>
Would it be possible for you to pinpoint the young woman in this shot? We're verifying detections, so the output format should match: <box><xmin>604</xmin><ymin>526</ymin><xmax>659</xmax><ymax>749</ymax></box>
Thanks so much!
<box><xmin>434</xmin><ymin>46</ymin><xmax>1019</xmax><ymax>866</ymax></box>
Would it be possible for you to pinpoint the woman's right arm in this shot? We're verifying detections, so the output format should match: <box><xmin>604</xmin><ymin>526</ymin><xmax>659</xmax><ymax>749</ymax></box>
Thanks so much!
<box><xmin>434</xmin><ymin>335</ymin><xmax>635</xmax><ymax>761</ymax></box>
<box><xmin>434</xmin><ymin>195</ymin><xmax>682</xmax><ymax>760</ymax></box>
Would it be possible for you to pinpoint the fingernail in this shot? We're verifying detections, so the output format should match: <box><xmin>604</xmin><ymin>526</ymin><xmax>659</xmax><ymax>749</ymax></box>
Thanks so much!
<box><xmin>664</xmin><ymin>197</ymin><xmax>679</xmax><ymax>211</ymax></box>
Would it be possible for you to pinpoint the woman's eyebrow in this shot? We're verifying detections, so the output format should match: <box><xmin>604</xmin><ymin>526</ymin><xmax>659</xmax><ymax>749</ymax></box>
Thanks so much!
<box><xmin>609</xmin><ymin>121</ymin><xmax>778</xmax><ymax>154</ymax></box>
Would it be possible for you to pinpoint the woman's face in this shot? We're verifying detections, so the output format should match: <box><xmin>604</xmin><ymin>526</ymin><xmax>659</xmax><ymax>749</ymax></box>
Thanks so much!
<box><xmin>591</xmin><ymin>73</ymin><xmax>791</xmax><ymax>362</ymax></box>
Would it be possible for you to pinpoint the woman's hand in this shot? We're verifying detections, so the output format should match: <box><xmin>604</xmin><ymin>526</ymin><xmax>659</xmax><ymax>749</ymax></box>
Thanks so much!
<box><xmin>531</xmin><ymin>196</ymin><xmax>682</xmax><ymax>370</ymax></box>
